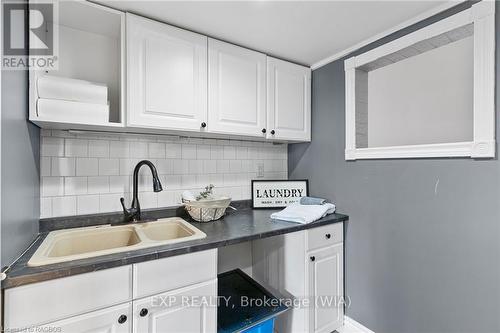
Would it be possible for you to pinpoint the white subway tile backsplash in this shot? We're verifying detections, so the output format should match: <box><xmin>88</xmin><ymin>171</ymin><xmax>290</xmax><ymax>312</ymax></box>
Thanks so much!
<box><xmin>65</xmin><ymin>139</ymin><xmax>88</xmax><ymax>157</ymax></box>
<box><xmin>130</xmin><ymin>142</ymin><xmax>148</xmax><ymax>158</ymax></box>
<box><xmin>77</xmin><ymin>195</ymin><xmax>100</xmax><ymax>215</ymax></box>
<box><xmin>188</xmin><ymin>160</ymin><xmax>203</xmax><ymax>174</ymax></box>
<box><xmin>64</xmin><ymin>177</ymin><xmax>87</xmax><ymax>195</ymax></box>
<box><xmin>40</xmin><ymin>132</ymin><xmax>288</xmax><ymax>218</ymax></box>
<box><xmin>51</xmin><ymin>157</ymin><xmax>75</xmax><ymax>176</ymax></box>
<box><xmin>223</xmin><ymin>146</ymin><xmax>236</xmax><ymax>159</ymax></box>
<box><xmin>99</xmin><ymin>158</ymin><xmax>119</xmax><ymax>175</ymax></box>
<box><xmin>109</xmin><ymin>141</ymin><xmax>129</xmax><ymax>158</ymax></box>
<box><xmin>119</xmin><ymin>158</ymin><xmax>140</xmax><ymax>175</ymax></box>
<box><xmin>140</xmin><ymin>192</ymin><xmax>158</xmax><ymax>209</ymax></box>
<box><xmin>230</xmin><ymin>160</ymin><xmax>242</xmax><ymax>173</ymax></box>
<box><xmin>41</xmin><ymin>137</ymin><xmax>64</xmax><ymax>156</ymax></box>
<box><xmin>236</xmin><ymin>147</ymin><xmax>248</xmax><ymax>159</ymax></box>
<box><xmin>88</xmin><ymin>140</ymin><xmax>109</xmax><ymax>158</ymax></box>
<box><xmin>155</xmin><ymin>159</ymin><xmax>173</xmax><ymax>175</ymax></box>
<box><xmin>40</xmin><ymin>157</ymin><xmax>51</xmax><ymax>176</ymax></box>
<box><xmin>109</xmin><ymin>175</ymin><xmax>130</xmax><ymax>193</ymax></box>
<box><xmin>211</xmin><ymin>145</ymin><xmax>223</xmax><ymax>159</ymax></box>
<box><xmin>76</xmin><ymin>158</ymin><xmax>98</xmax><ymax>176</ymax></box>
<box><xmin>99</xmin><ymin>193</ymin><xmax>124</xmax><ymax>213</ymax></box>
<box><xmin>203</xmin><ymin>160</ymin><xmax>217</xmax><ymax>174</ymax></box>
<box><xmin>173</xmin><ymin>160</ymin><xmax>189</xmax><ymax>175</ymax></box>
<box><xmin>87</xmin><ymin>176</ymin><xmax>109</xmax><ymax>194</ymax></box>
<box><xmin>52</xmin><ymin>196</ymin><xmax>77</xmax><ymax>217</ymax></box>
<box><xmin>149</xmin><ymin>142</ymin><xmax>166</xmax><ymax>158</ymax></box>
<box><xmin>182</xmin><ymin>144</ymin><xmax>197</xmax><ymax>159</ymax></box>
<box><xmin>40</xmin><ymin>197</ymin><xmax>52</xmax><ymax>218</ymax></box>
<box><xmin>157</xmin><ymin>190</ymin><xmax>175</xmax><ymax>207</ymax></box>
<box><xmin>42</xmin><ymin>177</ymin><xmax>64</xmax><ymax>197</ymax></box>
<box><xmin>165</xmin><ymin>143</ymin><xmax>181</xmax><ymax>158</ymax></box>
<box><xmin>197</xmin><ymin>145</ymin><xmax>211</xmax><ymax>159</ymax></box>
<box><xmin>217</xmin><ymin>160</ymin><xmax>230</xmax><ymax>174</ymax></box>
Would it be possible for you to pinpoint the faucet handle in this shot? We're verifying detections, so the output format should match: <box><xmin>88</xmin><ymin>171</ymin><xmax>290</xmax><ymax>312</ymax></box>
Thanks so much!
<box><xmin>120</xmin><ymin>197</ymin><xmax>128</xmax><ymax>215</ymax></box>
<box><xmin>120</xmin><ymin>197</ymin><xmax>138</xmax><ymax>222</ymax></box>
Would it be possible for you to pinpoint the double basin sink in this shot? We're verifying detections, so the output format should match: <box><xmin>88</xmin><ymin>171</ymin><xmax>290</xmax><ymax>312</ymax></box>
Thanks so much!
<box><xmin>28</xmin><ymin>218</ymin><xmax>206</xmax><ymax>267</ymax></box>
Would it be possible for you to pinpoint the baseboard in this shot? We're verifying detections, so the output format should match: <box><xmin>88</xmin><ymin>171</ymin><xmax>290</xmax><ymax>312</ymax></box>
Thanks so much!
<box><xmin>337</xmin><ymin>316</ymin><xmax>375</xmax><ymax>333</ymax></box>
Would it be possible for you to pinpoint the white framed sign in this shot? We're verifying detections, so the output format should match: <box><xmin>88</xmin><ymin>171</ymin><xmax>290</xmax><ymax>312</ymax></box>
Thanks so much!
<box><xmin>251</xmin><ymin>179</ymin><xmax>309</xmax><ymax>209</ymax></box>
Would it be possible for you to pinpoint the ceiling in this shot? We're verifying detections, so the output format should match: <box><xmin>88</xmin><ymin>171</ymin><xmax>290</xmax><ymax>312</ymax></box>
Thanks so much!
<box><xmin>98</xmin><ymin>0</ymin><xmax>448</xmax><ymax>67</ymax></box>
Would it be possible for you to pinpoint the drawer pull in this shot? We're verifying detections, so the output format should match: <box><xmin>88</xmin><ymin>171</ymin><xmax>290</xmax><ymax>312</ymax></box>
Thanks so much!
<box><xmin>325</xmin><ymin>233</ymin><xmax>331</xmax><ymax>239</ymax></box>
<box><xmin>118</xmin><ymin>315</ymin><xmax>127</xmax><ymax>324</ymax></box>
<box><xmin>140</xmin><ymin>308</ymin><xmax>149</xmax><ymax>317</ymax></box>
<box><xmin>310</xmin><ymin>256</ymin><xmax>315</xmax><ymax>262</ymax></box>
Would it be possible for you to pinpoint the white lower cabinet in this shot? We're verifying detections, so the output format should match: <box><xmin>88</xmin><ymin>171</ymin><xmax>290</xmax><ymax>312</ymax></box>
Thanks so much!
<box><xmin>252</xmin><ymin>223</ymin><xmax>344</xmax><ymax>333</ymax></box>
<box><xmin>38</xmin><ymin>302</ymin><xmax>132</xmax><ymax>333</ymax></box>
<box><xmin>133</xmin><ymin>279</ymin><xmax>217</xmax><ymax>333</ymax></box>
<box><xmin>308</xmin><ymin>244</ymin><xmax>343</xmax><ymax>333</ymax></box>
<box><xmin>4</xmin><ymin>250</ymin><xmax>217</xmax><ymax>333</ymax></box>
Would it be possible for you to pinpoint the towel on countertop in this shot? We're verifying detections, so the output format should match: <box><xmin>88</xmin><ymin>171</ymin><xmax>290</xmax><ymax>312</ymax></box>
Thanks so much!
<box><xmin>300</xmin><ymin>196</ymin><xmax>326</xmax><ymax>205</ymax></box>
<box><xmin>271</xmin><ymin>203</ymin><xmax>336</xmax><ymax>224</ymax></box>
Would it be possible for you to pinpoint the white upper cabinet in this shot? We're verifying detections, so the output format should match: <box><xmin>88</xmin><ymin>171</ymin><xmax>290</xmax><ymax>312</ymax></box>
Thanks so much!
<box><xmin>126</xmin><ymin>14</ymin><xmax>208</xmax><ymax>132</ymax></box>
<box><xmin>267</xmin><ymin>57</ymin><xmax>311</xmax><ymax>141</ymax></box>
<box><xmin>31</xmin><ymin>5</ymin><xmax>312</xmax><ymax>142</ymax></box>
<box><xmin>208</xmin><ymin>39</ymin><xmax>267</xmax><ymax>138</ymax></box>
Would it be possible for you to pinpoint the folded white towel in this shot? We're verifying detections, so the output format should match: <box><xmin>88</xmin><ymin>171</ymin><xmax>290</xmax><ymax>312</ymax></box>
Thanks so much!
<box><xmin>271</xmin><ymin>203</ymin><xmax>336</xmax><ymax>224</ymax></box>
<box><xmin>36</xmin><ymin>99</ymin><xmax>109</xmax><ymax>124</ymax></box>
<box><xmin>37</xmin><ymin>75</ymin><xmax>108</xmax><ymax>104</ymax></box>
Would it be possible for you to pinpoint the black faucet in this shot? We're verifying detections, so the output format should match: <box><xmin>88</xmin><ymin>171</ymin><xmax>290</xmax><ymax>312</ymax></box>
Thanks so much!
<box><xmin>120</xmin><ymin>160</ymin><xmax>163</xmax><ymax>222</ymax></box>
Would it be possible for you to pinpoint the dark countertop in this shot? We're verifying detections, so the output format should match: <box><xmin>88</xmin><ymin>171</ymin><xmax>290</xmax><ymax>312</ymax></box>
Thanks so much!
<box><xmin>2</xmin><ymin>207</ymin><xmax>348</xmax><ymax>289</ymax></box>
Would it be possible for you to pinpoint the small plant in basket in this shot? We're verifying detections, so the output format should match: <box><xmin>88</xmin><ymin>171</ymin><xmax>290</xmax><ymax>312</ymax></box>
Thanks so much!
<box><xmin>183</xmin><ymin>184</ymin><xmax>233</xmax><ymax>222</ymax></box>
<box><xmin>196</xmin><ymin>184</ymin><xmax>215</xmax><ymax>201</ymax></box>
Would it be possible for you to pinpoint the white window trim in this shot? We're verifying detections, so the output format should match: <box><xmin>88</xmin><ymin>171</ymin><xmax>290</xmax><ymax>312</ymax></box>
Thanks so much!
<box><xmin>344</xmin><ymin>1</ymin><xmax>495</xmax><ymax>160</ymax></box>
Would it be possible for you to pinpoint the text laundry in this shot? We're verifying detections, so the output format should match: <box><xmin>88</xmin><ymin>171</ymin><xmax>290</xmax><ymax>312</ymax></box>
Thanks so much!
<box><xmin>256</xmin><ymin>189</ymin><xmax>304</xmax><ymax>198</ymax></box>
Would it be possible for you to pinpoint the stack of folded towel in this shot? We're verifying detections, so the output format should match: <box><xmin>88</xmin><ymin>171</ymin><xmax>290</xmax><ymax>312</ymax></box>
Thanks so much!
<box><xmin>270</xmin><ymin>197</ymin><xmax>335</xmax><ymax>224</ymax></box>
<box><xmin>36</xmin><ymin>75</ymin><xmax>110</xmax><ymax>123</ymax></box>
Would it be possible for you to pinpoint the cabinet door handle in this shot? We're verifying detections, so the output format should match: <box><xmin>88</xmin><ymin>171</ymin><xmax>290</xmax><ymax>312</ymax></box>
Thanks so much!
<box><xmin>325</xmin><ymin>233</ymin><xmax>331</xmax><ymax>239</ymax></box>
<box><xmin>201</xmin><ymin>122</ymin><xmax>207</xmax><ymax>128</ymax></box>
<box><xmin>118</xmin><ymin>314</ymin><xmax>127</xmax><ymax>324</ymax></box>
<box><xmin>310</xmin><ymin>256</ymin><xmax>315</xmax><ymax>262</ymax></box>
<box><xmin>262</xmin><ymin>128</ymin><xmax>267</xmax><ymax>134</ymax></box>
<box><xmin>140</xmin><ymin>308</ymin><xmax>149</xmax><ymax>317</ymax></box>
<box><xmin>270</xmin><ymin>130</ymin><xmax>275</xmax><ymax>135</ymax></box>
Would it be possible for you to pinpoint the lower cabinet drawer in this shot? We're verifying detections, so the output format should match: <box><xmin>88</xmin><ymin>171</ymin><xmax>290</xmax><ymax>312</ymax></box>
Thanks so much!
<box><xmin>133</xmin><ymin>249</ymin><xmax>218</xmax><ymax>299</ymax></box>
<box><xmin>307</xmin><ymin>222</ymin><xmax>343</xmax><ymax>251</ymax></box>
<box><xmin>4</xmin><ymin>265</ymin><xmax>133</xmax><ymax>329</ymax></box>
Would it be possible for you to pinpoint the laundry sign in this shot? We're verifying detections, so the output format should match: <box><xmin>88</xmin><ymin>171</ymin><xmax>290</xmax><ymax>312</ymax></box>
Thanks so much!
<box><xmin>252</xmin><ymin>180</ymin><xmax>309</xmax><ymax>208</ymax></box>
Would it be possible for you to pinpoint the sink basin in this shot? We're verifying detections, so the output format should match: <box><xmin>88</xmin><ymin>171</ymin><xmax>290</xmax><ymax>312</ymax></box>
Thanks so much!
<box><xmin>47</xmin><ymin>226</ymin><xmax>141</xmax><ymax>258</ymax></box>
<box><xmin>138</xmin><ymin>219</ymin><xmax>199</xmax><ymax>241</ymax></box>
<box><xmin>28</xmin><ymin>218</ymin><xmax>207</xmax><ymax>266</ymax></box>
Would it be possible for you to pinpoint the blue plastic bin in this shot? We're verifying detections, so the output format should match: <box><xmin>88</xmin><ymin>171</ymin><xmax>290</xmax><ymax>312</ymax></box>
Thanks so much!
<box><xmin>242</xmin><ymin>318</ymin><xmax>275</xmax><ymax>333</ymax></box>
<box><xmin>217</xmin><ymin>269</ymin><xmax>288</xmax><ymax>333</ymax></box>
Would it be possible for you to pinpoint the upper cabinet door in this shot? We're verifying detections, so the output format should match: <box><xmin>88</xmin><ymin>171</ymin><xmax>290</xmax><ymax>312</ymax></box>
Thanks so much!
<box><xmin>208</xmin><ymin>39</ymin><xmax>267</xmax><ymax>137</ymax></box>
<box><xmin>267</xmin><ymin>57</ymin><xmax>311</xmax><ymax>141</ymax></box>
<box><xmin>127</xmin><ymin>14</ymin><xmax>208</xmax><ymax>131</ymax></box>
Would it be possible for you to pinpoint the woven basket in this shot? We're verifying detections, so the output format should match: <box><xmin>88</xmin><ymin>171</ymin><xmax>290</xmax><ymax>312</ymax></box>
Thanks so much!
<box><xmin>182</xmin><ymin>197</ymin><xmax>232</xmax><ymax>222</ymax></box>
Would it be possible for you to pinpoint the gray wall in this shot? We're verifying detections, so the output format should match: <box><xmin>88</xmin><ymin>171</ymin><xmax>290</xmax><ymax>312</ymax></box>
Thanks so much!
<box><xmin>1</xmin><ymin>67</ymin><xmax>40</xmax><ymax>267</ymax></box>
<box><xmin>288</xmin><ymin>3</ymin><xmax>500</xmax><ymax>333</ymax></box>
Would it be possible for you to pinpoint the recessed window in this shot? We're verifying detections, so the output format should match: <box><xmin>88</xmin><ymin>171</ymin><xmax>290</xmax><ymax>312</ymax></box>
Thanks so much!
<box><xmin>344</xmin><ymin>2</ymin><xmax>495</xmax><ymax>160</ymax></box>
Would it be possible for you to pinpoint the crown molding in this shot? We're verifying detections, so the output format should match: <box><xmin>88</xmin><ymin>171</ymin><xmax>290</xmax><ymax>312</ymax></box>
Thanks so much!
<box><xmin>310</xmin><ymin>0</ymin><xmax>467</xmax><ymax>70</ymax></box>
